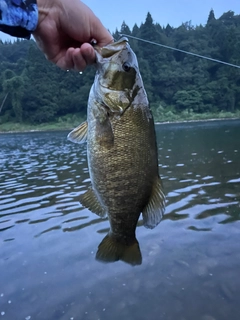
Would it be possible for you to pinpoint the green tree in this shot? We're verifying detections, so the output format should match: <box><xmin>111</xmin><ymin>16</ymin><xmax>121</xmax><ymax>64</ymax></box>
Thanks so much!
<box><xmin>1</xmin><ymin>8</ymin><xmax>240</xmax><ymax>126</ymax></box>
<box><xmin>173</xmin><ymin>90</ymin><xmax>203</xmax><ymax>112</ymax></box>
<box><xmin>2</xmin><ymin>73</ymin><xmax>24</xmax><ymax>122</ymax></box>
<box><xmin>207</xmin><ymin>9</ymin><xmax>216</xmax><ymax>25</ymax></box>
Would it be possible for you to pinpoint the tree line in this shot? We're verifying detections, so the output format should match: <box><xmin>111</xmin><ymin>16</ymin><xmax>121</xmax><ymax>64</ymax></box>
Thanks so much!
<box><xmin>0</xmin><ymin>9</ymin><xmax>240</xmax><ymax>124</ymax></box>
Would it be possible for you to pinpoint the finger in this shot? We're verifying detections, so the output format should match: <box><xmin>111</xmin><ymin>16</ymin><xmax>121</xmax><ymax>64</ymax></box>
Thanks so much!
<box><xmin>97</xmin><ymin>33</ymin><xmax>114</xmax><ymax>47</ymax></box>
<box><xmin>72</xmin><ymin>47</ymin><xmax>89</xmax><ymax>71</ymax></box>
<box><xmin>80</xmin><ymin>43</ymin><xmax>96</xmax><ymax>65</ymax></box>
<box><xmin>55</xmin><ymin>47</ymin><xmax>88</xmax><ymax>71</ymax></box>
<box><xmin>89</xmin><ymin>17</ymin><xmax>114</xmax><ymax>47</ymax></box>
<box><xmin>54</xmin><ymin>47</ymin><xmax>93</xmax><ymax>71</ymax></box>
<box><xmin>54</xmin><ymin>48</ymin><xmax>75</xmax><ymax>70</ymax></box>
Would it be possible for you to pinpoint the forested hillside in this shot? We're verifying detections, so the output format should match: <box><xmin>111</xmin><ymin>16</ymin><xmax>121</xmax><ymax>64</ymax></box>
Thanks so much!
<box><xmin>0</xmin><ymin>9</ymin><xmax>240</xmax><ymax>126</ymax></box>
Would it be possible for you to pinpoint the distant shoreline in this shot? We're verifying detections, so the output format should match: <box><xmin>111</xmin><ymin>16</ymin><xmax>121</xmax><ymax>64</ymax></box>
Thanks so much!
<box><xmin>0</xmin><ymin>117</ymin><xmax>239</xmax><ymax>134</ymax></box>
<box><xmin>155</xmin><ymin>117</ymin><xmax>240</xmax><ymax>125</ymax></box>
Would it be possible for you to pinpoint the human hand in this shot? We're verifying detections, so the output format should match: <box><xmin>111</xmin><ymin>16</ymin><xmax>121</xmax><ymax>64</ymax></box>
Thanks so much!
<box><xmin>33</xmin><ymin>0</ymin><xmax>113</xmax><ymax>70</ymax></box>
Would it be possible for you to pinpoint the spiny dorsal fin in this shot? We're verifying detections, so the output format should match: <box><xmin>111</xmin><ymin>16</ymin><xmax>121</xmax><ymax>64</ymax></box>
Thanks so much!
<box><xmin>67</xmin><ymin>121</ymin><xmax>88</xmax><ymax>144</ymax></box>
<box><xmin>79</xmin><ymin>188</ymin><xmax>107</xmax><ymax>218</ymax></box>
<box><xmin>142</xmin><ymin>176</ymin><xmax>165</xmax><ymax>229</ymax></box>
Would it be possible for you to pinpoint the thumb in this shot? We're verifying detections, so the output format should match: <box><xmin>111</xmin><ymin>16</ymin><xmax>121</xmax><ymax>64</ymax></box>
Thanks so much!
<box><xmin>89</xmin><ymin>17</ymin><xmax>113</xmax><ymax>47</ymax></box>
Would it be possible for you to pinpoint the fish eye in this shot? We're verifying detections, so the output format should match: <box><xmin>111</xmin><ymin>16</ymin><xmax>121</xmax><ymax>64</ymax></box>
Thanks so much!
<box><xmin>122</xmin><ymin>62</ymin><xmax>131</xmax><ymax>72</ymax></box>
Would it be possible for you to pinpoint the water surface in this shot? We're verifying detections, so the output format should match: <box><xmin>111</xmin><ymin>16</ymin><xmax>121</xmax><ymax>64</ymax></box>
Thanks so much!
<box><xmin>0</xmin><ymin>120</ymin><xmax>240</xmax><ymax>320</ymax></box>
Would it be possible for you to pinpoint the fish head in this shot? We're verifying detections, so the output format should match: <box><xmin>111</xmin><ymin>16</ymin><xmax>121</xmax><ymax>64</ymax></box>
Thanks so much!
<box><xmin>94</xmin><ymin>37</ymin><xmax>141</xmax><ymax>114</ymax></box>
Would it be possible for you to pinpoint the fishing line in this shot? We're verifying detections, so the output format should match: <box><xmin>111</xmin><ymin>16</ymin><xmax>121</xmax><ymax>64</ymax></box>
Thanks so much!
<box><xmin>120</xmin><ymin>34</ymin><xmax>240</xmax><ymax>70</ymax></box>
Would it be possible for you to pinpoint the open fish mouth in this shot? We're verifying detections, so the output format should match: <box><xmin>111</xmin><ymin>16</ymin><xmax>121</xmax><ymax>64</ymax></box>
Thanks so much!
<box><xmin>94</xmin><ymin>37</ymin><xmax>129</xmax><ymax>58</ymax></box>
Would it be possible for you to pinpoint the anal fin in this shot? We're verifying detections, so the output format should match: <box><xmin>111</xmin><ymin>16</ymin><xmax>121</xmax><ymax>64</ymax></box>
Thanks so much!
<box><xmin>142</xmin><ymin>176</ymin><xmax>165</xmax><ymax>229</ymax></box>
<box><xmin>79</xmin><ymin>188</ymin><xmax>107</xmax><ymax>218</ymax></box>
<box><xmin>67</xmin><ymin>121</ymin><xmax>88</xmax><ymax>144</ymax></box>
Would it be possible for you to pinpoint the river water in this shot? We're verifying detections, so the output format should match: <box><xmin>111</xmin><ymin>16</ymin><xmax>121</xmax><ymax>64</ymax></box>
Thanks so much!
<box><xmin>0</xmin><ymin>120</ymin><xmax>240</xmax><ymax>320</ymax></box>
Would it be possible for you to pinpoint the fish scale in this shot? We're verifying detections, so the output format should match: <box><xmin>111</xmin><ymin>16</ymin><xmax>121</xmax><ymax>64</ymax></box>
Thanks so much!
<box><xmin>89</xmin><ymin>108</ymin><xmax>154</xmax><ymax>211</ymax></box>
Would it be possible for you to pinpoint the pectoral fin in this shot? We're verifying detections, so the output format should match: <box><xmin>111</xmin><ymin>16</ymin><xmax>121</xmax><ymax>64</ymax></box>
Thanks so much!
<box><xmin>142</xmin><ymin>176</ymin><xmax>165</xmax><ymax>229</ymax></box>
<box><xmin>67</xmin><ymin>121</ymin><xmax>88</xmax><ymax>144</ymax></box>
<box><xmin>79</xmin><ymin>188</ymin><xmax>107</xmax><ymax>218</ymax></box>
<box><xmin>95</xmin><ymin>118</ymin><xmax>114</xmax><ymax>149</ymax></box>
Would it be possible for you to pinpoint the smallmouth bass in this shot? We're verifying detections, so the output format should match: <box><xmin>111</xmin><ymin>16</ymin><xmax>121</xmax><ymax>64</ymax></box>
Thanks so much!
<box><xmin>68</xmin><ymin>37</ymin><xmax>165</xmax><ymax>266</ymax></box>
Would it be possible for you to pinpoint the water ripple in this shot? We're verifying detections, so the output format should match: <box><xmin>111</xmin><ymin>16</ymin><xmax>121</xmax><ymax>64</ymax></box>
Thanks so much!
<box><xmin>0</xmin><ymin>125</ymin><xmax>240</xmax><ymax>244</ymax></box>
<box><xmin>0</xmin><ymin>122</ymin><xmax>240</xmax><ymax>320</ymax></box>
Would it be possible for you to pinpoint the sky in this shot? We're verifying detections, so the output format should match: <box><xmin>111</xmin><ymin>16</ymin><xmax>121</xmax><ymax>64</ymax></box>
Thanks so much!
<box><xmin>0</xmin><ymin>0</ymin><xmax>239</xmax><ymax>42</ymax></box>
<box><xmin>85</xmin><ymin>0</ymin><xmax>239</xmax><ymax>32</ymax></box>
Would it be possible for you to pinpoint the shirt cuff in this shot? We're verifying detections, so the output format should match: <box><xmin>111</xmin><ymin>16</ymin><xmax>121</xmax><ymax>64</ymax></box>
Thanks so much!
<box><xmin>0</xmin><ymin>0</ymin><xmax>38</xmax><ymax>39</ymax></box>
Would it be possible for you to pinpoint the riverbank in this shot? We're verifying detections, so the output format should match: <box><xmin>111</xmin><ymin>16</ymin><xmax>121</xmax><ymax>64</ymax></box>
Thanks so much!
<box><xmin>0</xmin><ymin>114</ymin><xmax>85</xmax><ymax>133</ymax></box>
<box><xmin>0</xmin><ymin>121</ymin><xmax>75</xmax><ymax>133</ymax></box>
<box><xmin>153</xmin><ymin>109</ymin><xmax>240</xmax><ymax>124</ymax></box>
<box><xmin>0</xmin><ymin>112</ymin><xmax>239</xmax><ymax>133</ymax></box>
<box><xmin>156</xmin><ymin>117</ymin><xmax>240</xmax><ymax>125</ymax></box>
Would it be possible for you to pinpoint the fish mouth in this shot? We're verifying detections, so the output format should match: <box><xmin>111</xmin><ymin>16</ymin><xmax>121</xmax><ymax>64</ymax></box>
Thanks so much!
<box><xmin>94</xmin><ymin>37</ymin><xmax>129</xmax><ymax>59</ymax></box>
<box><xmin>94</xmin><ymin>37</ymin><xmax>130</xmax><ymax>93</ymax></box>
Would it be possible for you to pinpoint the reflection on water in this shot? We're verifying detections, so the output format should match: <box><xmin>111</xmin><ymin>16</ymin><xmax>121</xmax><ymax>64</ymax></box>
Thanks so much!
<box><xmin>0</xmin><ymin>120</ymin><xmax>240</xmax><ymax>320</ymax></box>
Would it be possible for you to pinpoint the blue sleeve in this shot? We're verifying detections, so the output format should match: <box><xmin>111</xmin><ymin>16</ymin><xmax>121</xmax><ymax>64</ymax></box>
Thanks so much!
<box><xmin>0</xmin><ymin>0</ymin><xmax>38</xmax><ymax>39</ymax></box>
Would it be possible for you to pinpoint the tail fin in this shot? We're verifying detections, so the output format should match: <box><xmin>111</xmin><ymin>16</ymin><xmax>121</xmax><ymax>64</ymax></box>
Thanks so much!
<box><xmin>96</xmin><ymin>234</ymin><xmax>142</xmax><ymax>266</ymax></box>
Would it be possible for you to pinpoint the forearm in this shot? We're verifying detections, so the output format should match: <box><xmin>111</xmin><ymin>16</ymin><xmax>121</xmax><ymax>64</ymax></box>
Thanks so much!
<box><xmin>0</xmin><ymin>0</ymin><xmax>38</xmax><ymax>39</ymax></box>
